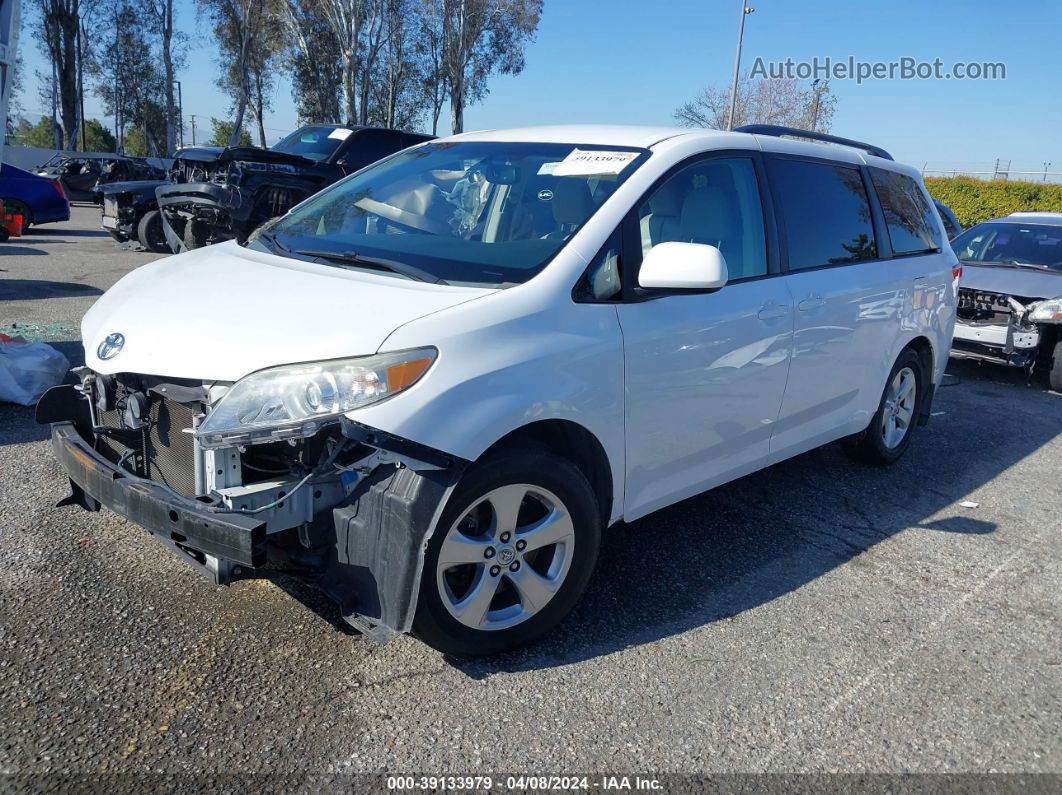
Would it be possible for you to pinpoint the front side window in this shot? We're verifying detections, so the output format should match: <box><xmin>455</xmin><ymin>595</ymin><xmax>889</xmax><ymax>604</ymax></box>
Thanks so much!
<box><xmin>870</xmin><ymin>167</ymin><xmax>942</xmax><ymax>255</ymax></box>
<box><xmin>769</xmin><ymin>159</ymin><xmax>877</xmax><ymax>269</ymax></box>
<box><xmin>950</xmin><ymin>222</ymin><xmax>1062</xmax><ymax>271</ymax></box>
<box><xmin>575</xmin><ymin>230</ymin><xmax>623</xmax><ymax>301</ymax></box>
<box><xmin>636</xmin><ymin>157</ymin><xmax>767</xmax><ymax>280</ymax></box>
<box><xmin>258</xmin><ymin>141</ymin><xmax>648</xmax><ymax>287</ymax></box>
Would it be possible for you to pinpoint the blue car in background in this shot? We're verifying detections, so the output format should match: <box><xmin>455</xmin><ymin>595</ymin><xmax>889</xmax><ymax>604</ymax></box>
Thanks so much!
<box><xmin>0</xmin><ymin>162</ymin><xmax>71</xmax><ymax>234</ymax></box>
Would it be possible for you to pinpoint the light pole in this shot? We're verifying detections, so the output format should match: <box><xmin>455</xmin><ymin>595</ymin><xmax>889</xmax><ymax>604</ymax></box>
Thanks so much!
<box><xmin>1044</xmin><ymin>161</ymin><xmax>1052</xmax><ymax>183</ymax></box>
<box><xmin>726</xmin><ymin>1</ymin><xmax>754</xmax><ymax>131</ymax></box>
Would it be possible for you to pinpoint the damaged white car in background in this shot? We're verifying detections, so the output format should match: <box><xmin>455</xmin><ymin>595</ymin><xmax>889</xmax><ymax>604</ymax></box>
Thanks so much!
<box><xmin>950</xmin><ymin>212</ymin><xmax>1062</xmax><ymax>390</ymax></box>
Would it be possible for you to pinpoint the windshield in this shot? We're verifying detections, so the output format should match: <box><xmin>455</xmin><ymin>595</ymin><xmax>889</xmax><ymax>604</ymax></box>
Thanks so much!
<box><xmin>255</xmin><ymin>141</ymin><xmax>648</xmax><ymax>287</ymax></box>
<box><xmin>951</xmin><ymin>222</ymin><xmax>1062</xmax><ymax>271</ymax></box>
<box><xmin>271</xmin><ymin>126</ymin><xmax>354</xmax><ymax>162</ymax></box>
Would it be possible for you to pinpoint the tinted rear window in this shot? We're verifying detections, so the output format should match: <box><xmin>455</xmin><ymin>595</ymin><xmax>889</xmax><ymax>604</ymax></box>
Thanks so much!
<box><xmin>870</xmin><ymin>167</ymin><xmax>942</xmax><ymax>255</ymax></box>
<box><xmin>769</xmin><ymin>159</ymin><xmax>877</xmax><ymax>269</ymax></box>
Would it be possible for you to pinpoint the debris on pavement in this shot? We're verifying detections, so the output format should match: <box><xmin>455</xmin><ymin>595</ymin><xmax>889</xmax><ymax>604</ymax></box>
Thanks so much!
<box><xmin>0</xmin><ymin>333</ymin><xmax>70</xmax><ymax>406</ymax></box>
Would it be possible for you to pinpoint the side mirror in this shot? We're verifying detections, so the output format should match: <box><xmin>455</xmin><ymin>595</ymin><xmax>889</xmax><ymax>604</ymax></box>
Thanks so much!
<box><xmin>638</xmin><ymin>242</ymin><xmax>729</xmax><ymax>291</ymax></box>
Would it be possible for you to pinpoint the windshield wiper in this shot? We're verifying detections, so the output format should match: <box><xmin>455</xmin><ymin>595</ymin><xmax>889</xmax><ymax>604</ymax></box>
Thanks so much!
<box><xmin>294</xmin><ymin>249</ymin><xmax>448</xmax><ymax>284</ymax></box>
<box><xmin>252</xmin><ymin>227</ymin><xmax>290</xmax><ymax>253</ymax></box>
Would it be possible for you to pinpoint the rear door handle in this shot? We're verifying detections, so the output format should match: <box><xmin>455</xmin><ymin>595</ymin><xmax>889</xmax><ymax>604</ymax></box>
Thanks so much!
<box><xmin>797</xmin><ymin>294</ymin><xmax>826</xmax><ymax>311</ymax></box>
<box><xmin>757</xmin><ymin>302</ymin><xmax>790</xmax><ymax>320</ymax></box>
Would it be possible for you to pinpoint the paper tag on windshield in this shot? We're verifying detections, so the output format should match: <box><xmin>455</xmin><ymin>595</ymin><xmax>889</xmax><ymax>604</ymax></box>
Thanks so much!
<box><xmin>537</xmin><ymin>161</ymin><xmax>561</xmax><ymax>175</ymax></box>
<box><xmin>328</xmin><ymin>128</ymin><xmax>353</xmax><ymax>141</ymax></box>
<box><xmin>553</xmin><ymin>149</ymin><xmax>638</xmax><ymax>177</ymax></box>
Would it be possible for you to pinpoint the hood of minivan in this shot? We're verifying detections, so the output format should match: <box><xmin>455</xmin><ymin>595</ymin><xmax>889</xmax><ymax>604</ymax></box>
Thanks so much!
<box><xmin>960</xmin><ymin>262</ymin><xmax>1062</xmax><ymax>300</ymax></box>
<box><xmin>82</xmin><ymin>242</ymin><xmax>493</xmax><ymax>382</ymax></box>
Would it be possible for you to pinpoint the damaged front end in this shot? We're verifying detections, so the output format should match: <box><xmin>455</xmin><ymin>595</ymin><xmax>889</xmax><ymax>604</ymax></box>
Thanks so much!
<box><xmin>952</xmin><ymin>287</ymin><xmax>1045</xmax><ymax>369</ymax></box>
<box><xmin>37</xmin><ymin>369</ymin><xmax>467</xmax><ymax>642</ymax></box>
<box><xmin>156</xmin><ymin>148</ymin><xmax>333</xmax><ymax>251</ymax></box>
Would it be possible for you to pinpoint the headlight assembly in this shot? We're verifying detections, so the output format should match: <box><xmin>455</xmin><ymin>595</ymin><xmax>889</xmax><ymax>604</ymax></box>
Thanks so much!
<box><xmin>196</xmin><ymin>348</ymin><xmax>436</xmax><ymax>449</ymax></box>
<box><xmin>1028</xmin><ymin>297</ymin><xmax>1062</xmax><ymax>324</ymax></box>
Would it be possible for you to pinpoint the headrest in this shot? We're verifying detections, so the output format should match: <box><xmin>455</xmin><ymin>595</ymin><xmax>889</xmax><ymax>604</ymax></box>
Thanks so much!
<box><xmin>551</xmin><ymin>179</ymin><xmax>594</xmax><ymax>225</ymax></box>
<box><xmin>648</xmin><ymin>179</ymin><xmax>682</xmax><ymax>216</ymax></box>
<box><xmin>680</xmin><ymin>185</ymin><xmax>741</xmax><ymax>243</ymax></box>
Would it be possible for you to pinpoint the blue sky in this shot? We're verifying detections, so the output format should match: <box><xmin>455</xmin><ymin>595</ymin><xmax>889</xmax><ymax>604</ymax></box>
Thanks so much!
<box><xmin>18</xmin><ymin>0</ymin><xmax>1061</xmax><ymax>175</ymax></box>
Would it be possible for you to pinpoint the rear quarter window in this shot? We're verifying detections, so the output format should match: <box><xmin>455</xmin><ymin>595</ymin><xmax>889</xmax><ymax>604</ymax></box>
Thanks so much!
<box><xmin>870</xmin><ymin>167</ymin><xmax>943</xmax><ymax>255</ymax></box>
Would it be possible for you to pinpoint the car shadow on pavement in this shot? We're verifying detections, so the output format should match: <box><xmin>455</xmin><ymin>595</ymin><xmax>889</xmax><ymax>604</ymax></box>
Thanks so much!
<box><xmin>448</xmin><ymin>365</ymin><xmax>1059</xmax><ymax>676</ymax></box>
<box><xmin>0</xmin><ymin>245</ymin><xmax>48</xmax><ymax>256</ymax></box>
<box><xmin>0</xmin><ymin>279</ymin><xmax>104</xmax><ymax>300</ymax></box>
<box><xmin>25</xmin><ymin>227</ymin><xmax>112</xmax><ymax>238</ymax></box>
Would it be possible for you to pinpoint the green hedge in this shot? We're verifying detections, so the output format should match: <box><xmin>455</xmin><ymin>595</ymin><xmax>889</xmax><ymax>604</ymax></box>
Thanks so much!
<box><xmin>925</xmin><ymin>176</ymin><xmax>1062</xmax><ymax>229</ymax></box>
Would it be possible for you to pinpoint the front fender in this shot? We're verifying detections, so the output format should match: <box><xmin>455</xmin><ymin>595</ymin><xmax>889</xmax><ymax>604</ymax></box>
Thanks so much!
<box><xmin>351</xmin><ymin>294</ymin><xmax>627</xmax><ymax>524</ymax></box>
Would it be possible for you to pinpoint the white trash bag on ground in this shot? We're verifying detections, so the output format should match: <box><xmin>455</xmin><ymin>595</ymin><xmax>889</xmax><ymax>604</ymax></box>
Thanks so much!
<box><xmin>0</xmin><ymin>334</ymin><xmax>71</xmax><ymax>406</ymax></box>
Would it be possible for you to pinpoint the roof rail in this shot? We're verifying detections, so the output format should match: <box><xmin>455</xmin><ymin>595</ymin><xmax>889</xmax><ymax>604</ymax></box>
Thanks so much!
<box><xmin>735</xmin><ymin>124</ymin><xmax>894</xmax><ymax>161</ymax></box>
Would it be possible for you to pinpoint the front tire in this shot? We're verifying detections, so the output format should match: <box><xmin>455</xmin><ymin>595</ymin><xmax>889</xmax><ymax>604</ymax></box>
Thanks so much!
<box><xmin>136</xmin><ymin>209</ymin><xmax>169</xmax><ymax>253</ymax></box>
<box><xmin>1048</xmin><ymin>340</ymin><xmax>1062</xmax><ymax>393</ymax></box>
<box><xmin>846</xmin><ymin>348</ymin><xmax>923</xmax><ymax>466</ymax></box>
<box><xmin>183</xmin><ymin>217</ymin><xmax>209</xmax><ymax>249</ymax></box>
<box><xmin>413</xmin><ymin>450</ymin><xmax>601</xmax><ymax>657</ymax></box>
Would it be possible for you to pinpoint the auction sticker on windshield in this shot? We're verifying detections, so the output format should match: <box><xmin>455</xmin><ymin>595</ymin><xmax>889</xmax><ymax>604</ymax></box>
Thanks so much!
<box><xmin>328</xmin><ymin>128</ymin><xmax>354</xmax><ymax>140</ymax></box>
<box><xmin>552</xmin><ymin>148</ymin><xmax>640</xmax><ymax>177</ymax></box>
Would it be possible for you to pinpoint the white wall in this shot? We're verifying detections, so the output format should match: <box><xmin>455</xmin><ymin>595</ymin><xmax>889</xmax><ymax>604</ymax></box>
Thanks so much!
<box><xmin>0</xmin><ymin>144</ymin><xmax>168</xmax><ymax>172</ymax></box>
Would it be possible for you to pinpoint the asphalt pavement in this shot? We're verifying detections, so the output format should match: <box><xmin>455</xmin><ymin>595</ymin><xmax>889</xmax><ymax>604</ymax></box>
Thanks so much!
<box><xmin>1</xmin><ymin>207</ymin><xmax>1059</xmax><ymax>791</ymax></box>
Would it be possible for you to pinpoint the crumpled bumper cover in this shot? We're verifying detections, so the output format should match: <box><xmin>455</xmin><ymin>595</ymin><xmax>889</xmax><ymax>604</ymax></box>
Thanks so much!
<box><xmin>49</xmin><ymin>421</ymin><xmax>267</xmax><ymax>567</ymax></box>
<box><xmin>156</xmin><ymin>182</ymin><xmax>253</xmax><ymax>222</ymax></box>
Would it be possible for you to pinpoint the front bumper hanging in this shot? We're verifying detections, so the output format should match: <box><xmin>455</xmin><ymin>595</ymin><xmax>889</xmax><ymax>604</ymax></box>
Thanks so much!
<box><xmin>50</xmin><ymin>422</ymin><xmax>267</xmax><ymax>567</ymax></box>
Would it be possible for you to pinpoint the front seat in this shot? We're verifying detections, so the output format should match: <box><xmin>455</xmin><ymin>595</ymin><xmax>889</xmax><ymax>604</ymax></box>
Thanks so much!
<box><xmin>640</xmin><ymin>179</ymin><xmax>683</xmax><ymax>254</ymax></box>
<box><xmin>545</xmin><ymin>180</ymin><xmax>594</xmax><ymax>239</ymax></box>
<box><xmin>677</xmin><ymin>184</ymin><xmax>743</xmax><ymax>276</ymax></box>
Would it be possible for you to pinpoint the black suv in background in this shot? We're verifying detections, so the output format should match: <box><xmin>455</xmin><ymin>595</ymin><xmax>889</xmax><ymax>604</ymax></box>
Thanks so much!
<box><xmin>156</xmin><ymin>125</ymin><xmax>432</xmax><ymax>252</ymax></box>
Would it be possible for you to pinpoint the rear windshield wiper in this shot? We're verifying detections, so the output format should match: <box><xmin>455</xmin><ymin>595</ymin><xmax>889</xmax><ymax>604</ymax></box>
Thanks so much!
<box><xmin>294</xmin><ymin>249</ymin><xmax>448</xmax><ymax>284</ymax></box>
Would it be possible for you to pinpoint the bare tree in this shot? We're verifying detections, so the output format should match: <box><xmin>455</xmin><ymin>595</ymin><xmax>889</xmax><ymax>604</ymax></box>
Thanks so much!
<box><xmin>244</xmin><ymin>16</ymin><xmax>284</xmax><ymax>146</ymax></box>
<box><xmin>282</xmin><ymin>0</ymin><xmax>341</xmax><ymax>123</ymax></box>
<box><xmin>32</xmin><ymin>0</ymin><xmax>81</xmax><ymax>148</ymax></box>
<box><xmin>371</xmin><ymin>0</ymin><xmax>427</xmax><ymax>129</ymax></box>
<box><xmin>415</xmin><ymin>0</ymin><xmax>446</xmax><ymax>134</ymax></box>
<box><xmin>316</xmin><ymin>0</ymin><xmax>368</xmax><ymax>123</ymax></box>
<box><xmin>140</xmin><ymin>0</ymin><xmax>185</xmax><ymax>153</ymax></box>
<box><xmin>90</xmin><ymin>0</ymin><xmax>167</xmax><ymax>153</ymax></box>
<box><xmin>674</xmin><ymin>75</ymin><xmax>837</xmax><ymax>133</ymax></box>
<box><xmin>198</xmin><ymin>0</ymin><xmax>280</xmax><ymax>146</ymax></box>
<box><xmin>442</xmin><ymin>0</ymin><xmax>541</xmax><ymax>134</ymax></box>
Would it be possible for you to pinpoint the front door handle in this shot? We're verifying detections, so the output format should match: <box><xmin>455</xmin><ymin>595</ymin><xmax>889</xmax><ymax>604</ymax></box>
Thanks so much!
<box><xmin>757</xmin><ymin>302</ymin><xmax>790</xmax><ymax>320</ymax></box>
<box><xmin>797</xmin><ymin>294</ymin><xmax>826</xmax><ymax>311</ymax></box>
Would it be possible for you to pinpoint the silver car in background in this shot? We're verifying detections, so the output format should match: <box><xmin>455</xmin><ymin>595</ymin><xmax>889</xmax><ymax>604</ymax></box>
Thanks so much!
<box><xmin>951</xmin><ymin>212</ymin><xmax>1062</xmax><ymax>390</ymax></box>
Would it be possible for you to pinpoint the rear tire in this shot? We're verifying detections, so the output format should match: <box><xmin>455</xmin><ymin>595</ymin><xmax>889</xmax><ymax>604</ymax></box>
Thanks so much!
<box><xmin>2</xmin><ymin>198</ymin><xmax>32</xmax><ymax>234</ymax></box>
<box><xmin>845</xmin><ymin>348</ymin><xmax>924</xmax><ymax>466</ymax></box>
<box><xmin>136</xmin><ymin>210</ymin><xmax>169</xmax><ymax>253</ymax></box>
<box><xmin>413</xmin><ymin>449</ymin><xmax>601</xmax><ymax>657</ymax></box>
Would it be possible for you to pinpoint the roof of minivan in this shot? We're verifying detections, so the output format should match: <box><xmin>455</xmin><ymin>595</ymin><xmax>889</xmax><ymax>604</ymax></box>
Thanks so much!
<box><xmin>445</xmin><ymin>125</ymin><xmax>910</xmax><ymax>171</ymax></box>
<box><xmin>449</xmin><ymin>125</ymin><xmax>731</xmax><ymax>149</ymax></box>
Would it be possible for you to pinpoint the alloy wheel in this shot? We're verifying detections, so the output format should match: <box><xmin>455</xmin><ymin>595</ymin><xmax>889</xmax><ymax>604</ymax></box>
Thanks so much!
<box><xmin>881</xmin><ymin>366</ymin><xmax>917</xmax><ymax>449</ymax></box>
<box><xmin>435</xmin><ymin>483</ymin><xmax>575</xmax><ymax>631</ymax></box>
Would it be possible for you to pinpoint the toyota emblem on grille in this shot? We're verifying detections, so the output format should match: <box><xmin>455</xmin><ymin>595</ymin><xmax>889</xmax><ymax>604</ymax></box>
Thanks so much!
<box><xmin>97</xmin><ymin>332</ymin><xmax>125</xmax><ymax>360</ymax></box>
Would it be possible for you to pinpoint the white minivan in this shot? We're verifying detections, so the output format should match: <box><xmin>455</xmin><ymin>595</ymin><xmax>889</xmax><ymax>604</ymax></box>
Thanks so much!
<box><xmin>40</xmin><ymin>124</ymin><xmax>957</xmax><ymax>656</ymax></box>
